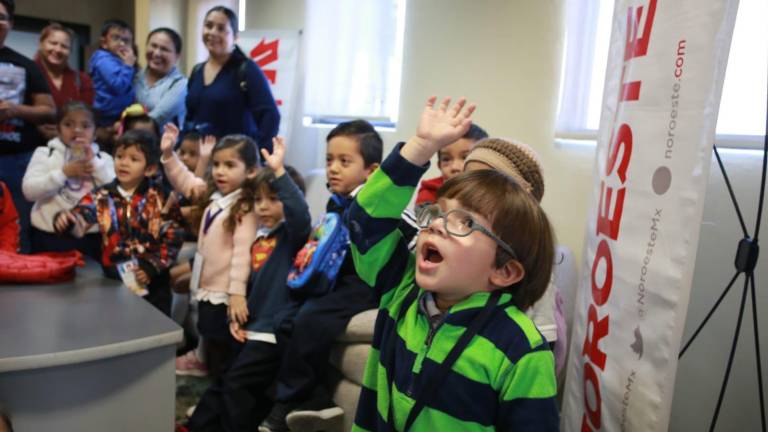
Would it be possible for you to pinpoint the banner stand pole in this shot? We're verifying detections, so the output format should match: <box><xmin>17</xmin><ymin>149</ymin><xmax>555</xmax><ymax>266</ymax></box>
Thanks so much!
<box><xmin>677</xmin><ymin>67</ymin><xmax>767</xmax><ymax>432</ymax></box>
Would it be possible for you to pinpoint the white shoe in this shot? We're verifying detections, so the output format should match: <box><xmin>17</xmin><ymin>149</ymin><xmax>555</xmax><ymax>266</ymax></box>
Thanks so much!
<box><xmin>285</xmin><ymin>406</ymin><xmax>344</xmax><ymax>432</ymax></box>
<box><xmin>186</xmin><ymin>404</ymin><xmax>196</xmax><ymax>418</ymax></box>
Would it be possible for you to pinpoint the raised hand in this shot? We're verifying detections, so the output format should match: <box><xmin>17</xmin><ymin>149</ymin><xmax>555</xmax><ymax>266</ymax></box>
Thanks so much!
<box><xmin>416</xmin><ymin>96</ymin><xmax>475</xmax><ymax>147</ymax></box>
<box><xmin>194</xmin><ymin>135</ymin><xmax>216</xmax><ymax>178</ymax></box>
<box><xmin>160</xmin><ymin>123</ymin><xmax>180</xmax><ymax>157</ymax></box>
<box><xmin>401</xmin><ymin>96</ymin><xmax>476</xmax><ymax>166</ymax></box>
<box><xmin>260</xmin><ymin>136</ymin><xmax>286</xmax><ymax>177</ymax></box>
<box><xmin>200</xmin><ymin>135</ymin><xmax>216</xmax><ymax>159</ymax></box>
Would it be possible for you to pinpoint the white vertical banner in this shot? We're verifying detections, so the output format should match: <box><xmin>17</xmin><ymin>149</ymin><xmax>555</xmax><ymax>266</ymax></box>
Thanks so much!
<box><xmin>238</xmin><ymin>30</ymin><xmax>301</xmax><ymax>140</ymax></box>
<box><xmin>561</xmin><ymin>1</ymin><xmax>739</xmax><ymax>431</ymax></box>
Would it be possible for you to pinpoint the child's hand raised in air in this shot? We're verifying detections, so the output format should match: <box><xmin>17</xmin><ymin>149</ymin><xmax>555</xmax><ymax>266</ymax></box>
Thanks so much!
<box><xmin>228</xmin><ymin>294</ymin><xmax>249</xmax><ymax>325</ymax></box>
<box><xmin>194</xmin><ymin>135</ymin><xmax>216</xmax><ymax>178</ymax></box>
<box><xmin>200</xmin><ymin>135</ymin><xmax>216</xmax><ymax>159</ymax></box>
<box><xmin>160</xmin><ymin>123</ymin><xmax>180</xmax><ymax>158</ymax></box>
<box><xmin>260</xmin><ymin>137</ymin><xmax>287</xmax><ymax>177</ymax></box>
<box><xmin>402</xmin><ymin>96</ymin><xmax>476</xmax><ymax>166</ymax></box>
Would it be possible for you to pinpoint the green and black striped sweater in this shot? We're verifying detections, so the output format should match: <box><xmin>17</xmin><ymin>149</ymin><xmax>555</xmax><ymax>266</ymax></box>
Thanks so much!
<box><xmin>348</xmin><ymin>144</ymin><xmax>559</xmax><ymax>431</ymax></box>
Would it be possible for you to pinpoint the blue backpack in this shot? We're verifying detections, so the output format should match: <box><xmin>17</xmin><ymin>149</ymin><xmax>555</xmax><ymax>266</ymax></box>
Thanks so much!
<box><xmin>286</xmin><ymin>212</ymin><xmax>350</xmax><ymax>295</ymax></box>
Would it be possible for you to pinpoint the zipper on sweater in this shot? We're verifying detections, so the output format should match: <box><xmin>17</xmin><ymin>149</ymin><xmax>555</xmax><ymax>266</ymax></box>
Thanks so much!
<box><xmin>407</xmin><ymin>320</ymin><xmax>443</xmax><ymax>397</ymax></box>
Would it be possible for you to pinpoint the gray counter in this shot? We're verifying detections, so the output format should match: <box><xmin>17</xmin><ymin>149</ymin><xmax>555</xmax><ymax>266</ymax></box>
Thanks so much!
<box><xmin>0</xmin><ymin>261</ymin><xmax>183</xmax><ymax>431</ymax></box>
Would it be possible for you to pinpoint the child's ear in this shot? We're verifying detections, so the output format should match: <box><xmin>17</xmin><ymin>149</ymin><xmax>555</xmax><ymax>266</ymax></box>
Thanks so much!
<box><xmin>246</xmin><ymin>166</ymin><xmax>259</xmax><ymax>179</ymax></box>
<box><xmin>99</xmin><ymin>36</ymin><xmax>109</xmax><ymax>50</ymax></box>
<box><xmin>144</xmin><ymin>164</ymin><xmax>158</xmax><ymax>177</ymax></box>
<box><xmin>364</xmin><ymin>163</ymin><xmax>380</xmax><ymax>178</ymax></box>
<box><xmin>489</xmin><ymin>259</ymin><xmax>525</xmax><ymax>288</ymax></box>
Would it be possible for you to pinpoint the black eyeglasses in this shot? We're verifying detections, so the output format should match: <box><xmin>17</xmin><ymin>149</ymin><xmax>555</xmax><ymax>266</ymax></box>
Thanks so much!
<box><xmin>417</xmin><ymin>204</ymin><xmax>518</xmax><ymax>260</ymax></box>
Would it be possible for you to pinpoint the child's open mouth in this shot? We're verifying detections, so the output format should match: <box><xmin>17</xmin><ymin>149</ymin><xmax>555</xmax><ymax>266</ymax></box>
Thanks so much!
<box><xmin>422</xmin><ymin>243</ymin><xmax>443</xmax><ymax>264</ymax></box>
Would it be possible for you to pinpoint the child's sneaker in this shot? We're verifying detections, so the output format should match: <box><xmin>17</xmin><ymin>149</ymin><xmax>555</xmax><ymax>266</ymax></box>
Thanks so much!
<box><xmin>286</xmin><ymin>406</ymin><xmax>344</xmax><ymax>432</ymax></box>
<box><xmin>258</xmin><ymin>402</ymin><xmax>295</xmax><ymax>432</ymax></box>
<box><xmin>285</xmin><ymin>392</ymin><xmax>344</xmax><ymax>432</ymax></box>
<box><xmin>175</xmin><ymin>351</ymin><xmax>208</xmax><ymax>377</ymax></box>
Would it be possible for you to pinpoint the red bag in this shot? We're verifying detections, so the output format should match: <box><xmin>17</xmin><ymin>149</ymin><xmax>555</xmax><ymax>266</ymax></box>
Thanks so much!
<box><xmin>0</xmin><ymin>181</ymin><xmax>84</xmax><ymax>283</ymax></box>
<box><xmin>0</xmin><ymin>181</ymin><xmax>19</xmax><ymax>253</ymax></box>
<box><xmin>0</xmin><ymin>250</ymin><xmax>85</xmax><ymax>284</ymax></box>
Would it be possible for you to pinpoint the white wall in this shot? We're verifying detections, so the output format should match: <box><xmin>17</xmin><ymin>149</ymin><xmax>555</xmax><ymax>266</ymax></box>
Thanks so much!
<box><xmin>243</xmin><ymin>0</ymin><xmax>584</xmax><ymax>253</ymax></box>
<box><xmin>392</xmin><ymin>0</ymin><xmax>597</xmax><ymax>274</ymax></box>
<box><xmin>134</xmin><ymin>0</ymin><xmax>188</xmax><ymax>73</ymax></box>
<box><xmin>15</xmin><ymin>0</ymin><xmax>134</xmax><ymax>47</ymax></box>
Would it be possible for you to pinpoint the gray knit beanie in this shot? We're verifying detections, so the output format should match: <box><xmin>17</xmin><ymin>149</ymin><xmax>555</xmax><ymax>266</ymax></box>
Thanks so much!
<box><xmin>464</xmin><ymin>137</ymin><xmax>545</xmax><ymax>202</ymax></box>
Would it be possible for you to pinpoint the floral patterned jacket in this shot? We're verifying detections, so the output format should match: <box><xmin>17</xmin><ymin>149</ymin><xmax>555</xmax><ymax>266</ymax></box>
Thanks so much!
<box><xmin>69</xmin><ymin>177</ymin><xmax>185</xmax><ymax>279</ymax></box>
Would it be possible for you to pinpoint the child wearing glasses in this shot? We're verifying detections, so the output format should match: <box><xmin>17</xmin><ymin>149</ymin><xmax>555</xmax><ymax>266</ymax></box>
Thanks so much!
<box><xmin>347</xmin><ymin>97</ymin><xmax>559</xmax><ymax>431</ymax></box>
<box><xmin>89</xmin><ymin>19</ymin><xmax>136</xmax><ymax>149</ymax></box>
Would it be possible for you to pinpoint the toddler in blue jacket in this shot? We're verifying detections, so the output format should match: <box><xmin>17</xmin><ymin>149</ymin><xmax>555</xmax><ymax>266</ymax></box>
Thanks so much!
<box><xmin>88</xmin><ymin>19</ymin><xmax>136</xmax><ymax>129</ymax></box>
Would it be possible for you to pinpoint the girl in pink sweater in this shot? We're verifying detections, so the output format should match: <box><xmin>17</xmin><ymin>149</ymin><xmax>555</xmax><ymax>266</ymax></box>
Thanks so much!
<box><xmin>160</xmin><ymin>123</ymin><xmax>259</xmax><ymax>377</ymax></box>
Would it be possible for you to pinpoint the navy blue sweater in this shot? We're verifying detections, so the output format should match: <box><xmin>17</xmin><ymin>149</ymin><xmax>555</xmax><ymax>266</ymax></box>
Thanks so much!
<box><xmin>185</xmin><ymin>46</ymin><xmax>280</xmax><ymax>154</ymax></box>
<box><xmin>244</xmin><ymin>173</ymin><xmax>311</xmax><ymax>335</ymax></box>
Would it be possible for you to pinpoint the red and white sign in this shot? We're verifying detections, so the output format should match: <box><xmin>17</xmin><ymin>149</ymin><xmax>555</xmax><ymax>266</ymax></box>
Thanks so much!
<box><xmin>561</xmin><ymin>1</ymin><xmax>739</xmax><ymax>430</ymax></box>
<box><xmin>239</xmin><ymin>30</ymin><xmax>301</xmax><ymax>139</ymax></box>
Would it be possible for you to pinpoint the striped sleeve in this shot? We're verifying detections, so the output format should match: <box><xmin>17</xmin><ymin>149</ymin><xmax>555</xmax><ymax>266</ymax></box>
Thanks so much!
<box><xmin>348</xmin><ymin>143</ymin><xmax>428</xmax><ymax>292</ymax></box>
<box><xmin>496</xmin><ymin>307</ymin><xmax>559</xmax><ymax>431</ymax></box>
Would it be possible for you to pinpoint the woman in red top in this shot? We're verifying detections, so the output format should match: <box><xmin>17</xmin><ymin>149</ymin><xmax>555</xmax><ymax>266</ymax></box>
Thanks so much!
<box><xmin>35</xmin><ymin>23</ymin><xmax>95</xmax><ymax>141</ymax></box>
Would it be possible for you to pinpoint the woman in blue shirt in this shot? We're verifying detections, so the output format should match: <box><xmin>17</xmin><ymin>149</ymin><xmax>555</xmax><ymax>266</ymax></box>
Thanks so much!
<box><xmin>185</xmin><ymin>6</ymin><xmax>280</xmax><ymax>154</ymax></box>
<box><xmin>135</xmin><ymin>27</ymin><xmax>187</xmax><ymax>128</ymax></box>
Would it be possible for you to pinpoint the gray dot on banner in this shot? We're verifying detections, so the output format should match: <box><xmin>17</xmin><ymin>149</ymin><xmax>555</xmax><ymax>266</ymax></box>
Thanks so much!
<box><xmin>652</xmin><ymin>166</ymin><xmax>672</xmax><ymax>195</ymax></box>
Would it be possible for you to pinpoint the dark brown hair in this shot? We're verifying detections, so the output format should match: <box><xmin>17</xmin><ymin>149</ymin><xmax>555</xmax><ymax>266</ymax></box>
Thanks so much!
<box><xmin>57</xmin><ymin>101</ymin><xmax>95</xmax><ymax>126</ymax></box>
<box><xmin>197</xmin><ymin>135</ymin><xmax>260</xmax><ymax>232</ymax></box>
<box><xmin>147</xmin><ymin>27</ymin><xmax>182</xmax><ymax>53</ymax></box>
<box><xmin>114</xmin><ymin>129</ymin><xmax>160</xmax><ymax>166</ymax></box>
<box><xmin>326</xmin><ymin>119</ymin><xmax>382</xmax><ymax>167</ymax></box>
<box><xmin>205</xmin><ymin>6</ymin><xmax>239</xmax><ymax>36</ymax></box>
<box><xmin>254</xmin><ymin>165</ymin><xmax>306</xmax><ymax>196</ymax></box>
<box><xmin>437</xmin><ymin>169</ymin><xmax>555</xmax><ymax>311</ymax></box>
<box><xmin>39</xmin><ymin>22</ymin><xmax>74</xmax><ymax>44</ymax></box>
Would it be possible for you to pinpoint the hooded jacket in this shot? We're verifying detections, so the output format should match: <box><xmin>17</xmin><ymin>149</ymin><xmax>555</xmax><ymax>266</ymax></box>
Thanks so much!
<box><xmin>22</xmin><ymin>137</ymin><xmax>115</xmax><ymax>233</ymax></box>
